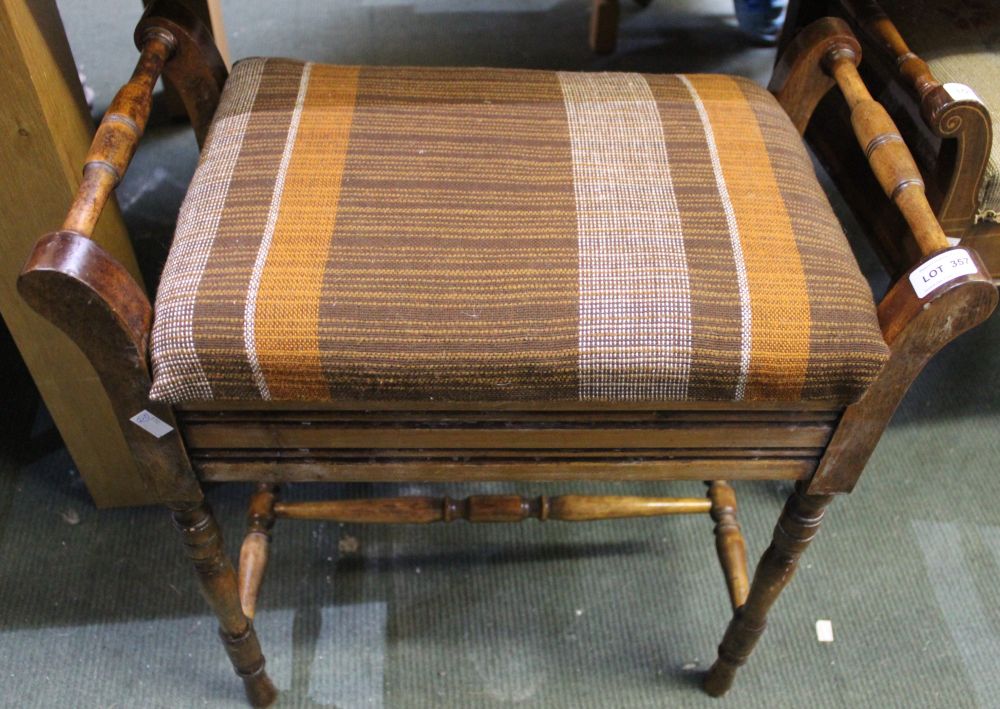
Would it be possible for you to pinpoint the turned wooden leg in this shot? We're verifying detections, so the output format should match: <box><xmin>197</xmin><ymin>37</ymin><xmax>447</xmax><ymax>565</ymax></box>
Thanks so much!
<box><xmin>239</xmin><ymin>484</ymin><xmax>278</xmax><ymax>620</ymax></box>
<box><xmin>706</xmin><ymin>481</ymin><xmax>750</xmax><ymax>610</ymax></box>
<box><xmin>703</xmin><ymin>482</ymin><xmax>833</xmax><ymax>697</ymax></box>
<box><xmin>171</xmin><ymin>501</ymin><xmax>278</xmax><ymax>707</ymax></box>
<box><xmin>589</xmin><ymin>0</ymin><xmax>619</xmax><ymax>54</ymax></box>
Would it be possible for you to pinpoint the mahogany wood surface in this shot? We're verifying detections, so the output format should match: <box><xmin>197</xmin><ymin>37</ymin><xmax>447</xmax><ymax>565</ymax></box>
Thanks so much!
<box><xmin>238</xmin><ymin>484</ymin><xmax>277</xmax><ymax>620</ymax></box>
<box><xmin>197</xmin><ymin>458</ymin><xmax>815</xmax><ymax>484</ymax></box>
<box><xmin>138</xmin><ymin>0</ymin><xmax>227</xmax><ymax>147</ymax></box>
<box><xmin>171</xmin><ymin>500</ymin><xmax>277</xmax><ymax>707</ymax></box>
<box><xmin>589</xmin><ymin>0</ymin><xmax>619</xmax><ymax>54</ymax></box>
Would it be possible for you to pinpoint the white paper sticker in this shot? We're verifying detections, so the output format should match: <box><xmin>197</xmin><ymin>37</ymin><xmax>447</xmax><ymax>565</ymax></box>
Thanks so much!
<box><xmin>943</xmin><ymin>82</ymin><xmax>984</xmax><ymax>105</ymax></box>
<box><xmin>130</xmin><ymin>410</ymin><xmax>174</xmax><ymax>438</ymax></box>
<box><xmin>909</xmin><ymin>249</ymin><xmax>977</xmax><ymax>298</ymax></box>
<box><xmin>815</xmin><ymin>619</ymin><xmax>834</xmax><ymax>643</ymax></box>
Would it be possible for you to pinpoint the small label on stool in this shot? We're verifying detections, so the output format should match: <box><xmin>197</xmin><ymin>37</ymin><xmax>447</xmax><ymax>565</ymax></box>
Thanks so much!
<box><xmin>943</xmin><ymin>82</ymin><xmax>984</xmax><ymax>105</ymax></box>
<box><xmin>130</xmin><ymin>410</ymin><xmax>174</xmax><ymax>438</ymax></box>
<box><xmin>815</xmin><ymin>619</ymin><xmax>834</xmax><ymax>643</ymax></box>
<box><xmin>909</xmin><ymin>249</ymin><xmax>976</xmax><ymax>298</ymax></box>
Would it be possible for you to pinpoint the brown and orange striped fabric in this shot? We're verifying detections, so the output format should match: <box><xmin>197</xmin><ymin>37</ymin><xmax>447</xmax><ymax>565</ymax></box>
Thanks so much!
<box><xmin>149</xmin><ymin>58</ymin><xmax>889</xmax><ymax>405</ymax></box>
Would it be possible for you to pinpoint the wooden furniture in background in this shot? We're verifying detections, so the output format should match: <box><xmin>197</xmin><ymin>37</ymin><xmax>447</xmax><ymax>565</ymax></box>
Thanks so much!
<box><xmin>589</xmin><ymin>0</ymin><xmax>653</xmax><ymax>53</ymax></box>
<box><xmin>0</xmin><ymin>0</ymin><xmax>149</xmax><ymax>507</ymax></box>
<box><xmin>0</xmin><ymin>0</ymin><xmax>230</xmax><ymax>507</ymax></box>
<box><xmin>784</xmin><ymin>0</ymin><xmax>1000</xmax><ymax>281</ymax></box>
<box><xmin>16</xmin><ymin>4</ymin><xmax>997</xmax><ymax>706</ymax></box>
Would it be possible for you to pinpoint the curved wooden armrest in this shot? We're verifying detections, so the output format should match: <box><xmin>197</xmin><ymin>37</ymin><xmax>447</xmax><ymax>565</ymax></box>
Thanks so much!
<box><xmin>19</xmin><ymin>231</ymin><xmax>151</xmax><ymax>368</ymax></box>
<box><xmin>18</xmin><ymin>231</ymin><xmax>201</xmax><ymax>503</ymax></box>
<box><xmin>809</xmin><ymin>248</ymin><xmax>996</xmax><ymax>494</ymax></box>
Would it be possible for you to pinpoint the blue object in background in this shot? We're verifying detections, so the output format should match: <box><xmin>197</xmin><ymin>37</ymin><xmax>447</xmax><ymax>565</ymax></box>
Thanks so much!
<box><xmin>733</xmin><ymin>0</ymin><xmax>787</xmax><ymax>43</ymax></box>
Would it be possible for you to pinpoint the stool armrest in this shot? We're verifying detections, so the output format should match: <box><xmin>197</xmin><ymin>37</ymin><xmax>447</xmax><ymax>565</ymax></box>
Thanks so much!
<box><xmin>14</xmin><ymin>4</ymin><xmax>231</xmax><ymax>504</ymax></box>
<box><xmin>18</xmin><ymin>231</ymin><xmax>200</xmax><ymax>503</ymax></box>
<box><xmin>808</xmin><ymin>249</ymin><xmax>997</xmax><ymax>494</ymax></box>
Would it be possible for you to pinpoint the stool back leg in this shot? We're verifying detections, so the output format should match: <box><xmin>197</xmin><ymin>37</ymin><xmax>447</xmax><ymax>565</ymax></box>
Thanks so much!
<box><xmin>170</xmin><ymin>501</ymin><xmax>278</xmax><ymax>707</ymax></box>
<box><xmin>703</xmin><ymin>482</ymin><xmax>833</xmax><ymax>696</ymax></box>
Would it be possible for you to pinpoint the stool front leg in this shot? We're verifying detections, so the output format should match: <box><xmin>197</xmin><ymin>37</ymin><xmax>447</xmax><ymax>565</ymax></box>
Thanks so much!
<box><xmin>170</xmin><ymin>501</ymin><xmax>278</xmax><ymax>707</ymax></box>
<box><xmin>703</xmin><ymin>482</ymin><xmax>833</xmax><ymax>696</ymax></box>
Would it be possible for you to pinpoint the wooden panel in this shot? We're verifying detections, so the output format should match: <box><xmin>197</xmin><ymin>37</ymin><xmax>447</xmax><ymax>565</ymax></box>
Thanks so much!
<box><xmin>184</xmin><ymin>406</ymin><xmax>826</xmax><ymax>483</ymax></box>
<box><xmin>192</xmin><ymin>448</ymin><xmax>821</xmax><ymax>460</ymax></box>
<box><xmin>198</xmin><ymin>457</ymin><xmax>814</xmax><ymax>483</ymax></box>
<box><xmin>182</xmin><ymin>422</ymin><xmax>833</xmax><ymax>451</ymax></box>
<box><xmin>0</xmin><ymin>0</ymin><xmax>151</xmax><ymax>506</ymax></box>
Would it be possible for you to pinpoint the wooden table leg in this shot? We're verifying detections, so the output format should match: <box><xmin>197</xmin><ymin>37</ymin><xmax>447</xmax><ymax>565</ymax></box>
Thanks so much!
<box><xmin>704</xmin><ymin>481</ymin><xmax>834</xmax><ymax>696</ymax></box>
<box><xmin>590</xmin><ymin>0</ymin><xmax>619</xmax><ymax>54</ymax></box>
<box><xmin>0</xmin><ymin>0</ymin><xmax>152</xmax><ymax>507</ymax></box>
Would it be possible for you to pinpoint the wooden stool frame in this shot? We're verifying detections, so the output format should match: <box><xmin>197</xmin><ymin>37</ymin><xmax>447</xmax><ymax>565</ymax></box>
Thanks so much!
<box><xmin>18</xmin><ymin>4</ymin><xmax>997</xmax><ymax>706</ymax></box>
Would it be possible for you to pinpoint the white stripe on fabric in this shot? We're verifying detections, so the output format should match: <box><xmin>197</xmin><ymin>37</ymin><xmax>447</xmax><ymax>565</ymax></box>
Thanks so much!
<box><xmin>149</xmin><ymin>58</ymin><xmax>267</xmax><ymax>402</ymax></box>
<box><xmin>243</xmin><ymin>62</ymin><xmax>313</xmax><ymax>400</ymax></box>
<box><xmin>678</xmin><ymin>74</ymin><xmax>752</xmax><ymax>400</ymax></box>
<box><xmin>558</xmin><ymin>72</ymin><xmax>692</xmax><ymax>400</ymax></box>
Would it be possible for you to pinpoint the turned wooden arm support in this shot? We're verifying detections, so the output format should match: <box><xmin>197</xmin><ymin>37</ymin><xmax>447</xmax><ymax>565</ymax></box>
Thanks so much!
<box><xmin>772</xmin><ymin>17</ymin><xmax>969</xmax><ymax>261</ymax></box>
<box><xmin>840</xmin><ymin>0</ymin><xmax>992</xmax><ymax>232</ymax></box>
<box><xmin>62</xmin><ymin>2</ymin><xmax>226</xmax><ymax>239</ymax></box>
<box><xmin>62</xmin><ymin>32</ymin><xmax>174</xmax><ymax>237</ymax></box>
<box><xmin>824</xmin><ymin>48</ymin><xmax>950</xmax><ymax>258</ymax></box>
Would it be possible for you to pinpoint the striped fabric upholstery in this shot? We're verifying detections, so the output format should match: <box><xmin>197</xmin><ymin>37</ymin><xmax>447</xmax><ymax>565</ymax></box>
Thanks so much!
<box><xmin>150</xmin><ymin>58</ymin><xmax>889</xmax><ymax>405</ymax></box>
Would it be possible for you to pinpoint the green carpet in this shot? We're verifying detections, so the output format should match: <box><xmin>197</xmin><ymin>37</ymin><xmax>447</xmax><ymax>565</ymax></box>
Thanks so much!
<box><xmin>0</xmin><ymin>1</ymin><xmax>996</xmax><ymax>707</ymax></box>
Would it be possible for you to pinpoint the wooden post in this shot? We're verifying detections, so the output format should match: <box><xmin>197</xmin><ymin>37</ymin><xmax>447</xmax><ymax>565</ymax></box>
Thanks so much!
<box><xmin>0</xmin><ymin>0</ymin><xmax>153</xmax><ymax>506</ymax></box>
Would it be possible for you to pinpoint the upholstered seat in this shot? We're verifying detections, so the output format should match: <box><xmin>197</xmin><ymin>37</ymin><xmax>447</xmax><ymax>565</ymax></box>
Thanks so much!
<box><xmin>149</xmin><ymin>58</ymin><xmax>889</xmax><ymax>405</ymax></box>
